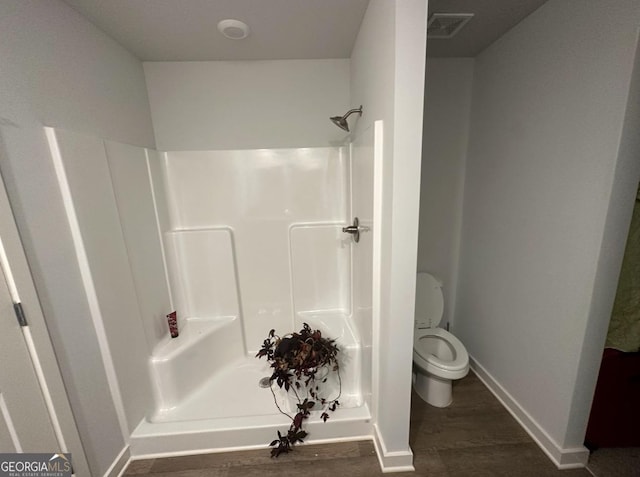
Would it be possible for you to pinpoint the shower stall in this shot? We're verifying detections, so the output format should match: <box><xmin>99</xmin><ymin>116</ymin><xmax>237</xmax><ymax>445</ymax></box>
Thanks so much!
<box><xmin>40</xmin><ymin>119</ymin><xmax>383</xmax><ymax>456</ymax></box>
<box><xmin>0</xmin><ymin>2</ymin><xmax>430</xmax><ymax>472</ymax></box>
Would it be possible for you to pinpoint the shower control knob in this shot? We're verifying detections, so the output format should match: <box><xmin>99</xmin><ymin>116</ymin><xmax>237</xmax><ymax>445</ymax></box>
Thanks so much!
<box><xmin>342</xmin><ymin>217</ymin><xmax>368</xmax><ymax>243</ymax></box>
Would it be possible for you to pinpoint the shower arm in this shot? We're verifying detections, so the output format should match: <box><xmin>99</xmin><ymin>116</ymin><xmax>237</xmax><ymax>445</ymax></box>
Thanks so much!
<box><xmin>330</xmin><ymin>106</ymin><xmax>363</xmax><ymax>132</ymax></box>
<box><xmin>341</xmin><ymin>107</ymin><xmax>363</xmax><ymax>120</ymax></box>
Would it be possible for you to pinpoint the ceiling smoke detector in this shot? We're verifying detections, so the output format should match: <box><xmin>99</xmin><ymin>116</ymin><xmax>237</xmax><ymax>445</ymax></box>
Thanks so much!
<box><xmin>427</xmin><ymin>13</ymin><xmax>474</xmax><ymax>39</ymax></box>
<box><xmin>217</xmin><ymin>19</ymin><xmax>250</xmax><ymax>40</ymax></box>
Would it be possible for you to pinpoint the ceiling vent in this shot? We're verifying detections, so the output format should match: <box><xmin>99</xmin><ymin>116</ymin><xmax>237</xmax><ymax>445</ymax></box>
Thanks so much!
<box><xmin>427</xmin><ymin>13</ymin><xmax>474</xmax><ymax>39</ymax></box>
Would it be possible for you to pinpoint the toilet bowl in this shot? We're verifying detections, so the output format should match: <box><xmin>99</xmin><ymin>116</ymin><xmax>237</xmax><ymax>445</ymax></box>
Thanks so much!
<box><xmin>413</xmin><ymin>273</ymin><xmax>469</xmax><ymax>407</ymax></box>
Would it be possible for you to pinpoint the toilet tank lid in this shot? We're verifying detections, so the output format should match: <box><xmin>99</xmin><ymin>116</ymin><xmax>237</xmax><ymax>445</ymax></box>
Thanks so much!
<box><xmin>415</xmin><ymin>273</ymin><xmax>444</xmax><ymax>328</ymax></box>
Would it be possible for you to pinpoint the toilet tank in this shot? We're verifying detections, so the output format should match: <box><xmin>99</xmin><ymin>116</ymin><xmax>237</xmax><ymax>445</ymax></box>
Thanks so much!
<box><xmin>415</xmin><ymin>273</ymin><xmax>444</xmax><ymax>328</ymax></box>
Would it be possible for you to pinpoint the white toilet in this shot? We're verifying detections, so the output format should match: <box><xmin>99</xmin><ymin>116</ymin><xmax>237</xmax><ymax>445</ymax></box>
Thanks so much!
<box><xmin>413</xmin><ymin>272</ymin><xmax>469</xmax><ymax>407</ymax></box>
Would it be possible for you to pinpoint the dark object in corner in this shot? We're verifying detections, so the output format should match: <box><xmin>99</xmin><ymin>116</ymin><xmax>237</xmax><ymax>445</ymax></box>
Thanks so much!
<box><xmin>166</xmin><ymin>311</ymin><xmax>179</xmax><ymax>338</ymax></box>
<box><xmin>585</xmin><ymin>348</ymin><xmax>640</xmax><ymax>449</ymax></box>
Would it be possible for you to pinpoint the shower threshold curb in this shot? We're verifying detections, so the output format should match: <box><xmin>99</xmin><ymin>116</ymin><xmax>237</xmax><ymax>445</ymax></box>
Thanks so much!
<box><xmin>130</xmin><ymin>404</ymin><xmax>373</xmax><ymax>458</ymax></box>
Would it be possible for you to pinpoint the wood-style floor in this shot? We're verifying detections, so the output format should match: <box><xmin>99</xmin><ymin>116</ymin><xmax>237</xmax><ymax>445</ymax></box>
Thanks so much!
<box><xmin>124</xmin><ymin>372</ymin><xmax>593</xmax><ymax>476</ymax></box>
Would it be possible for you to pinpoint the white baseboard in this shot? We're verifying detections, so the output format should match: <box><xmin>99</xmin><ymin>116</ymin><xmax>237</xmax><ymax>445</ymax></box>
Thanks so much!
<box><xmin>372</xmin><ymin>424</ymin><xmax>415</xmax><ymax>473</ymax></box>
<box><xmin>470</xmin><ymin>357</ymin><xmax>589</xmax><ymax>469</ymax></box>
<box><xmin>106</xmin><ymin>445</ymin><xmax>130</xmax><ymax>477</ymax></box>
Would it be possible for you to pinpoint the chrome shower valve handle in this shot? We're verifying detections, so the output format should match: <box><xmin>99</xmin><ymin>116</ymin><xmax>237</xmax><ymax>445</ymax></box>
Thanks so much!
<box><xmin>342</xmin><ymin>217</ymin><xmax>369</xmax><ymax>243</ymax></box>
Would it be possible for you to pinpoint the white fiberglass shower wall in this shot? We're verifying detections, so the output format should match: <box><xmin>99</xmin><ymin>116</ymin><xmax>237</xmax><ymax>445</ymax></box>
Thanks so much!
<box><xmin>41</xmin><ymin>123</ymin><xmax>380</xmax><ymax>456</ymax></box>
<box><xmin>133</xmin><ymin>138</ymin><xmax>380</xmax><ymax>454</ymax></box>
<box><xmin>163</xmin><ymin>147</ymin><xmax>351</xmax><ymax>352</ymax></box>
<box><xmin>153</xmin><ymin>145</ymin><xmax>363</xmax><ymax>418</ymax></box>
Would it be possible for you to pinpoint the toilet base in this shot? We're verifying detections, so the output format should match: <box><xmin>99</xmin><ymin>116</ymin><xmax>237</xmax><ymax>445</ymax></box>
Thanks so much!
<box><xmin>413</xmin><ymin>371</ymin><xmax>452</xmax><ymax>408</ymax></box>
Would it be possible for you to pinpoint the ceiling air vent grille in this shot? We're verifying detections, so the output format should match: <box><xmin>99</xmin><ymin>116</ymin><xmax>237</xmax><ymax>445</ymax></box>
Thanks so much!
<box><xmin>427</xmin><ymin>13</ymin><xmax>474</xmax><ymax>39</ymax></box>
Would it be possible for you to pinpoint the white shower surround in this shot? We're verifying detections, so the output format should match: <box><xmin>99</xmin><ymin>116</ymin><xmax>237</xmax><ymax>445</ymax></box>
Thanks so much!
<box><xmin>130</xmin><ymin>137</ymin><xmax>380</xmax><ymax>455</ymax></box>
<box><xmin>44</xmin><ymin>125</ymin><xmax>380</xmax><ymax>457</ymax></box>
<box><xmin>161</xmin><ymin>147</ymin><xmax>351</xmax><ymax>350</ymax></box>
<box><xmin>28</xmin><ymin>122</ymin><xmax>374</xmax><ymax>459</ymax></box>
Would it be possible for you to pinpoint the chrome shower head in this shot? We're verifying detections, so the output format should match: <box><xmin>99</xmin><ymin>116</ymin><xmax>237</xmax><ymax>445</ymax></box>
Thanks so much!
<box><xmin>330</xmin><ymin>115</ymin><xmax>350</xmax><ymax>131</ymax></box>
<box><xmin>330</xmin><ymin>105</ymin><xmax>363</xmax><ymax>132</ymax></box>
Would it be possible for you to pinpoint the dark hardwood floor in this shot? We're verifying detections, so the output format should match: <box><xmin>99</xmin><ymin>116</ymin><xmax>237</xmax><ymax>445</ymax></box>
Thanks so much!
<box><xmin>124</xmin><ymin>372</ymin><xmax>593</xmax><ymax>476</ymax></box>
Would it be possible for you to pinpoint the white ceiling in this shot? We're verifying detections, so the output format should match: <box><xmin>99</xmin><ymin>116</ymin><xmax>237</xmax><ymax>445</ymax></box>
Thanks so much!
<box><xmin>427</xmin><ymin>0</ymin><xmax>548</xmax><ymax>57</ymax></box>
<box><xmin>62</xmin><ymin>0</ymin><xmax>549</xmax><ymax>61</ymax></box>
<box><xmin>61</xmin><ymin>0</ymin><xmax>370</xmax><ymax>61</ymax></box>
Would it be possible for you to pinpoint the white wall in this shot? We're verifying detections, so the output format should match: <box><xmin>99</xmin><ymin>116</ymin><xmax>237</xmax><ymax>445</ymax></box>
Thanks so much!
<box><xmin>455</xmin><ymin>0</ymin><xmax>640</xmax><ymax>464</ymax></box>
<box><xmin>0</xmin><ymin>1</ymin><xmax>155</xmax><ymax>475</ymax></box>
<box><xmin>565</xmin><ymin>29</ymin><xmax>640</xmax><ymax>448</ymax></box>
<box><xmin>144</xmin><ymin>60</ymin><xmax>350</xmax><ymax>150</ymax></box>
<box><xmin>350</xmin><ymin>0</ymin><xmax>427</xmax><ymax>469</ymax></box>
<box><xmin>0</xmin><ymin>0</ymin><xmax>155</xmax><ymax>147</ymax></box>
<box><xmin>418</xmin><ymin>58</ymin><xmax>474</xmax><ymax>328</ymax></box>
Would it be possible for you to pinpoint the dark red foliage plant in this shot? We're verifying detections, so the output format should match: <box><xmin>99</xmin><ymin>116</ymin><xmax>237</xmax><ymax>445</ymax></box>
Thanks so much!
<box><xmin>256</xmin><ymin>323</ymin><xmax>341</xmax><ymax>457</ymax></box>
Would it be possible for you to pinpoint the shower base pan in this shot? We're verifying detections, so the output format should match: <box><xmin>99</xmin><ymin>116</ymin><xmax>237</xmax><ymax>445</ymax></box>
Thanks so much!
<box><xmin>130</xmin><ymin>355</ymin><xmax>372</xmax><ymax>457</ymax></box>
<box><xmin>131</xmin><ymin>310</ymin><xmax>372</xmax><ymax>458</ymax></box>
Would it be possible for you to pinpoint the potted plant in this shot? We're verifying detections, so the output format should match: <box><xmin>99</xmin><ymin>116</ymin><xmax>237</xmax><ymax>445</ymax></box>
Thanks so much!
<box><xmin>256</xmin><ymin>323</ymin><xmax>342</xmax><ymax>457</ymax></box>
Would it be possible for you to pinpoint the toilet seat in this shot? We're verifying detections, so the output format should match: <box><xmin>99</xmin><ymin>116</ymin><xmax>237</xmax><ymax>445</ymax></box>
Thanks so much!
<box><xmin>413</xmin><ymin>327</ymin><xmax>469</xmax><ymax>380</ymax></box>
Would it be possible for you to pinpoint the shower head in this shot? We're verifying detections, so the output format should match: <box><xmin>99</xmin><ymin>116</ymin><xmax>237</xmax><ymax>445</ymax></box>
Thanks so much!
<box><xmin>330</xmin><ymin>106</ymin><xmax>363</xmax><ymax>132</ymax></box>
